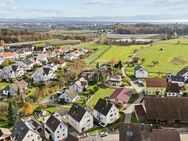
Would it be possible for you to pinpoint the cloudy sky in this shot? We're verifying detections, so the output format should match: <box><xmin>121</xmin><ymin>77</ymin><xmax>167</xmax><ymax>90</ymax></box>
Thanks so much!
<box><xmin>0</xmin><ymin>0</ymin><xmax>188</xmax><ymax>19</ymax></box>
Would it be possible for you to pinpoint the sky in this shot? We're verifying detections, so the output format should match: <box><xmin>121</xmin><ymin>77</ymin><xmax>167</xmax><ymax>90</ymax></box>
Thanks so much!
<box><xmin>0</xmin><ymin>0</ymin><xmax>188</xmax><ymax>19</ymax></box>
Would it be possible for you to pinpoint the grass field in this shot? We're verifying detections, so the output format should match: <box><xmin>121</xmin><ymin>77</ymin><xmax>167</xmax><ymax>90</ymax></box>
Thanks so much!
<box><xmin>135</xmin><ymin>38</ymin><xmax>188</xmax><ymax>73</ymax></box>
<box><xmin>86</xmin><ymin>87</ymin><xmax>115</xmax><ymax>107</ymax></box>
<box><xmin>81</xmin><ymin>43</ymin><xmax>142</xmax><ymax>67</ymax></box>
<box><xmin>0</xmin><ymin>82</ymin><xmax>10</xmax><ymax>90</ymax></box>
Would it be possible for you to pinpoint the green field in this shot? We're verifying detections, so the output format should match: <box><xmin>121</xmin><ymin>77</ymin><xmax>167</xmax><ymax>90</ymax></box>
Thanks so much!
<box><xmin>86</xmin><ymin>88</ymin><xmax>115</xmax><ymax>107</ymax></box>
<box><xmin>81</xmin><ymin>43</ymin><xmax>142</xmax><ymax>67</ymax></box>
<box><xmin>135</xmin><ymin>38</ymin><xmax>188</xmax><ymax>73</ymax></box>
<box><xmin>0</xmin><ymin>82</ymin><xmax>10</xmax><ymax>90</ymax></box>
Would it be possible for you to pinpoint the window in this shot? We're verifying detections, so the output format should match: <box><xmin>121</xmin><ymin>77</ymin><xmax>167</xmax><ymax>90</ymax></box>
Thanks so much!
<box><xmin>57</xmin><ymin>136</ymin><xmax>60</xmax><ymax>138</ymax></box>
<box><xmin>110</xmin><ymin>114</ymin><xmax>113</xmax><ymax>117</ymax></box>
<box><xmin>87</xmin><ymin>119</ymin><xmax>90</xmax><ymax>122</ymax></box>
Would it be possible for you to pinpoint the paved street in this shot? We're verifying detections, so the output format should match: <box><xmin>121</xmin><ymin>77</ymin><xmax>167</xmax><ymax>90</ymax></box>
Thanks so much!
<box><xmin>102</xmin><ymin>133</ymin><xmax>119</xmax><ymax>141</ymax></box>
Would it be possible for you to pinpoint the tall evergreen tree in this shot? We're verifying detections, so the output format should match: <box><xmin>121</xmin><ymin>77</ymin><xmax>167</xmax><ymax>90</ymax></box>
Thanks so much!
<box><xmin>7</xmin><ymin>101</ymin><xmax>18</xmax><ymax>126</ymax></box>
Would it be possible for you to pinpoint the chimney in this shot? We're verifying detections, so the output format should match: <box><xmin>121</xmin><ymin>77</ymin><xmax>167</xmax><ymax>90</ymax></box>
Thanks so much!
<box><xmin>150</xmin><ymin>124</ymin><xmax>153</xmax><ymax>132</ymax></box>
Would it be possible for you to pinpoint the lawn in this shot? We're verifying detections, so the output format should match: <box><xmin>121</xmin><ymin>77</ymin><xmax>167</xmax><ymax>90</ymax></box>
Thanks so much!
<box><xmin>131</xmin><ymin>112</ymin><xmax>138</xmax><ymax>123</ymax></box>
<box><xmin>27</xmin><ymin>87</ymin><xmax>37</xmax><ymax>97</ymax></box>
<box><xmin>135</xmin><ymin>38</ymin><xmax>188</xmax><ymax>73</ymax></box>
<box><xmin>86</xmin><ymin>87</ymin><xmax>115</xmax><ymax>107</ymax></box>
<box><xmin>0</xmin><ymin>82</ymin><xmax>10</xmax><ymax>90</ymax></box>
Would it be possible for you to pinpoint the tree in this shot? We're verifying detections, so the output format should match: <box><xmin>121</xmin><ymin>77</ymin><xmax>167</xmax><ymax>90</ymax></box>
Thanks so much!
<box><xmin>22</xmin><ymin>102</ymin><xmax>33</xmax><ymax>116</ymax></box>
<box><xmin>96</xmin><ymin>62</ymin><xmax>100</xmax><ymax>69</ymax></box>
<box><xmin>141</xmin><ymin>58</ymin><xmax>145</xmax><ymax>64</ymax></box>
<box><xmin>7</xmin><ymin>101</ymin><xmax>18</xmax><ymax>126</ymax></box>
<box><xmin>118</xmin><ymin>60</ymin><xmax>123</xmax><ymax>69</ymax></box>
<box><xmin>0</xmin><ymin>40</ymin><xmax>4</xmax><ymax>46</ymax></box>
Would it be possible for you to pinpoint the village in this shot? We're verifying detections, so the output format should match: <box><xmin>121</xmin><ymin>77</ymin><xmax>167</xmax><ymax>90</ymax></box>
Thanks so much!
<box><xmin>0</xmin><ymin>35</ymin><xmax>187</xmax><ymax>141</ymax></box>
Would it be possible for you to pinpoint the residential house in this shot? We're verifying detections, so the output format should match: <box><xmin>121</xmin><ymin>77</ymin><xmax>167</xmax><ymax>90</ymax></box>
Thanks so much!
<box><xmin>80</xmin><ymin>70</ymin><xmax>96</xmax><ymax>84</ymax></box>
<box><xmin>22</xmin><ymin>59</ymin><xmax>34</xmax><ymax>71</ymax></box>
<box><xmin>1</xmin><ymin>80</ymin><xmax>28</xmax><ymax>96</ymax></box>
<box><xmin>0</xmin><ymin>128</ymin><xmax>11</xmax><ymax>141</ymax></box>
<box><xmin>167</xmin><ymin>74</ymin><xmax>184</xmax><ymax>86</ymax></box>
<box><xmin>1</xmin><ymin>64</ymin><xmax>25</xmax><ymax>80</ymax></box>
<box><xmin>33</xmin><ymin>53</ymin><xmax>48</xmax><ymax>65</ymax></box>
<box><xmin>11</xmin><ymin>119</ymin><xmax>42</xmax><ymax>141</ymax></box>
<box><xmin>71</xmin><ymin>77</ymin><xmax>88</xmax><ymax>94</ymax></box>
<box><xmin>131</xmin><ymin>57</ymin><xmax>140</xmax><ymax>64</ymax></box>
<box><xmin>64</xmin><ymin>52</ymin><xmax>78</xmax><ymax>61</ymax></box>
<box><xmin>0</xmin><ymin>52</ymin><xmax>15</xmax><ymax>64</ymax></box>
<box><xmin>31</xmin><ymin>66</ymin><xmax>56</xmax><ymax>84</ymax></box>
<box><xmin>119</xmin><ymin>123</ymin><xmax>180</xmax><ymax>141</ymax></box>
<box><xmin>166</xmin><ymin>83</ymin><xmax>182</xmax><ymax>97</ymax></box>
<box><xmin>135</xmin><ymin>97</ymin><xmax>188</xmax><ymax>124</ymax></box>
<box><xmin>177</xmin><ymin>67</ymin><xmax>188</xmax><ymax>82</ymax></box>
<box><xmin>32</xmin><ymin>46</ymin><xmax>46</xmax><ymax>55</ymax></box>
<box><xmin>134</xmin><ymin>65</ymin><xmax>148</xmax><ymax>79</ymax></box>
<box><xmin>68</xmin><ymin>104</ymin><xmax>93</xmax><ymax>133</ymax></box>
<box><xmin>45</xmin><ymin>114</ymin><xmax>68</xmax><ymax>141</ymax></box>
<box><xmin>58</xmin><ymin>88</ymin><xmax>78</xmax><ymax>103</ymax></box>
<box><xmin>108</xmin><ymin>74</ymin><xmax>122</xmax><ymax>86</ymax></box>
<box><xmin>109</xmin><ymin>88</ymin><xmax>132</xmax><ymax>104</ymax></box>
<box><xmin>55</xmin><ymin>59</ymin><xmax>67</xmax><ymax>69</ymax></box>
<box><xmin>93</xmin><ymin>98</ymin><xmax>119</xmax><ymax>127</ymax></box>
<box><xmin>144</xmin><ymin>78</ymin><xmax>167</xmax><ymax>96</ymax></box>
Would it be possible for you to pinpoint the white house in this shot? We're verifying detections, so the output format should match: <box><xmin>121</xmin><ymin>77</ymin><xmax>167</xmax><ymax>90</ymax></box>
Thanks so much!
<box><xmin>71</xmin><ymin>77</ymin><xmax>88</xmax><ymax>94</ymax></box>
<box><xmin>167</xmin><ymin>74</ymin><xmax>184</xmax><ymax>86</ymax></box>
<box><xmin>32</xmin><ymin>46</ymin><xmax>46</xmax><ymax>55</ymax></box>
<box><xmin>64</xmin><ymin>53</ymin><xmax>78</xmax><ymax>61</ymax></box>
<box><xmin>45</xmin><ymin>114</ymin><xmax>68</xmax><ymax>141</ymax></box>
<box><xmin>177</xmin><ymin>67</ymin><xmax>188</xmax><ymax>82</ymax></box>
<box><xmin>58</xmin><ymin>88</ymin><xmax>78</xmax><ymax>103</ymax></box>
<box><xmin>11</xmin><ymin>119</ymin><xmax>42</xmax><ymax>141</ymax></box>
<box><xmin>68</xmin><ymin>104</ymin><xmax>93</xmax><ymax>133</ymax></box>
<box><xmin>0</xmin><ymin>52</ymin><xmax>15</xmax><ymax>65</ymax></box>
<box><xmin>134</xmin><ymin>65</ymin><xmax>149</xmax><ymax>79</ymax></box>
<box><xmin>31</xmin><ymin>66</ymin><xmax>56</xmax><ymax>84</ymax></box>
<box><xmin>0</xmin><ymin>64</ymin><xmax>25</xmax><ymax>80</ymax></box>
<box><xmin>108</xmin><ymin>75</ymin><xmax>122</xmax><ymax>86</ymax></box>
<box><xmin>93</xmin><ymin>98</ymin><xmax>119</xmax><ymax>127</ymax></box>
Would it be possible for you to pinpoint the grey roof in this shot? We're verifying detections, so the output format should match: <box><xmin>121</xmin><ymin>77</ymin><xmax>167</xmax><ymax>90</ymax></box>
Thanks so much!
<box><xmin>12</xmin><ymin>65</ymin><xmax>18</xmax><ymax>72</ymax></box>
<box><xmin>94</xmin><ymin>98</ymin><xmax>113</xmax><ymax>116</ymax></box>
<box><xmin>64</xmin><ymin>89</ymin><xmax>77</xmax><ymax>100</ymax></box>
<box><xmin>11</xmin><ymin>119</ymin><xmax>30</xmax><ymax>141</ymax></box>
<box><xmin>171</xmin><ymin>75</ymin><xmax>184</xmax><ymax>82</ymax></box>
<box><xmin>134</xmin><ymin>65</ymin><xmax>146</xmax><ymax>71</ymax></box>
<box><xmin>68</xmin><ymin>104</ymin><xmax>87</xmax><ymax>122</ymax></box>
<box><xmin>23</xmin><ymin>59</ymin><xmax>33</xmax><ymax>65</ymax></box>
<box><xmin>177</xmin><ymin>67</ymin><xmax>188</xmax><ymax>76</ymax></box>
<box><xmin>46</xmin><ymin>115</ymin><xmax>61</xmax><ymax>132</ymax></box>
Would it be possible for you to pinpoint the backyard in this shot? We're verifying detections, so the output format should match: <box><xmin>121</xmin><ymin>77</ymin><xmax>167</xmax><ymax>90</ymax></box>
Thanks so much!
<box><xmin>86</xmin><ymin>87</ymin><xmax>115</xmax><ymax>107</ymax></box>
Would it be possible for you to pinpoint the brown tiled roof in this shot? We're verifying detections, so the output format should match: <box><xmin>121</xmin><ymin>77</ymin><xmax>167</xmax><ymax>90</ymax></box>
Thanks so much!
<box><xmin>119</xmin><ymin>123</ymin><xmax>180</xmax><ymax>141</ymax></box>
<box><xmin>144</xmin><ymin>97</ymin><xmax>188</xmax><ymax>121</ymax></box>
<box><xmin>10</xmin><ymin>80</ymin><xmax>28</xmax><ymax>92</ymax></box>
<box><xmin>109</xmin><ymin>88</ymin><xmax>131</xmax><ymax>103</ymax></box>
<box><xmin>166</xmin><ymin>83</ymin><xmax>181</xmax><ymax>93</ymax></box>
<box><xmin>135</xmin><ymin>104</ymin><xmax>146</xmax><ymax>120</ymax></box>
<box><xmin>146</xmin><ymin>78</ymin><xmax>167</xmax><ymax>87</ymax></box>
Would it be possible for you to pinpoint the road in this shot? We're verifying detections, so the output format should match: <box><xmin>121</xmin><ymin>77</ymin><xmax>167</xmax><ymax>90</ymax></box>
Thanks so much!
<box><xmin>102</xmin><ymin>133</ymin><xmax>119</xmax><ymax>141</ymax></box>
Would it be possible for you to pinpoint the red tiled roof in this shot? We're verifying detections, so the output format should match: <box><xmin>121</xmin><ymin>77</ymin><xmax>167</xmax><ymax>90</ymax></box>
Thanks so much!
<box><xmin>146</xmin><ymin>78</ymin><xmax>167</xmax><ymax>87</ymax></box>
<box><xmin>0</xmin><ymin>52</ymin><xmax>14</xmax><ymax>57</ymax></box>
<box><xmin>109</xmin><ymin>88</ymin><xmax>131</xmax><ymax>103</ymax></box>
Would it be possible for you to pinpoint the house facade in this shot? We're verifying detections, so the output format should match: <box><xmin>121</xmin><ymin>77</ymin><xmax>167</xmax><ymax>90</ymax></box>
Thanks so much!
<box><xmin>177</xmin><ymin>67</ymin><xmax>188</xmax><ymax>82</ymax></box>
<box><xmin>11</xmin><ymin>119</ymin><xmax>42</xmax><ymax>141</ymax></box>
<box><xmin>134</xmin><ymin>65</ymin><xmax>148</xmax><ymax>79</ymax></box>
<box><xmin>58</xmin><ymin>89</ymin><xmax>78</xmax><ymax>103</ymax></box>
<box><xmin>68</xmin><ymin>104</ymin><xmax>93</xmax><ymax>133</ymax></box>
<box><xmin>144</xmin><ymin>78</ymin><xmax>167</xmax><ymax>96</ymax></box>
<box><xmin>45</xmin><ymin>114</ymin><xmax>68</xmax><ymax>141</ymax></box>
<box><xmin>93</xmin><ymin>98</ymin><xmax>119</xmax><ymax>127</ymax></box>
